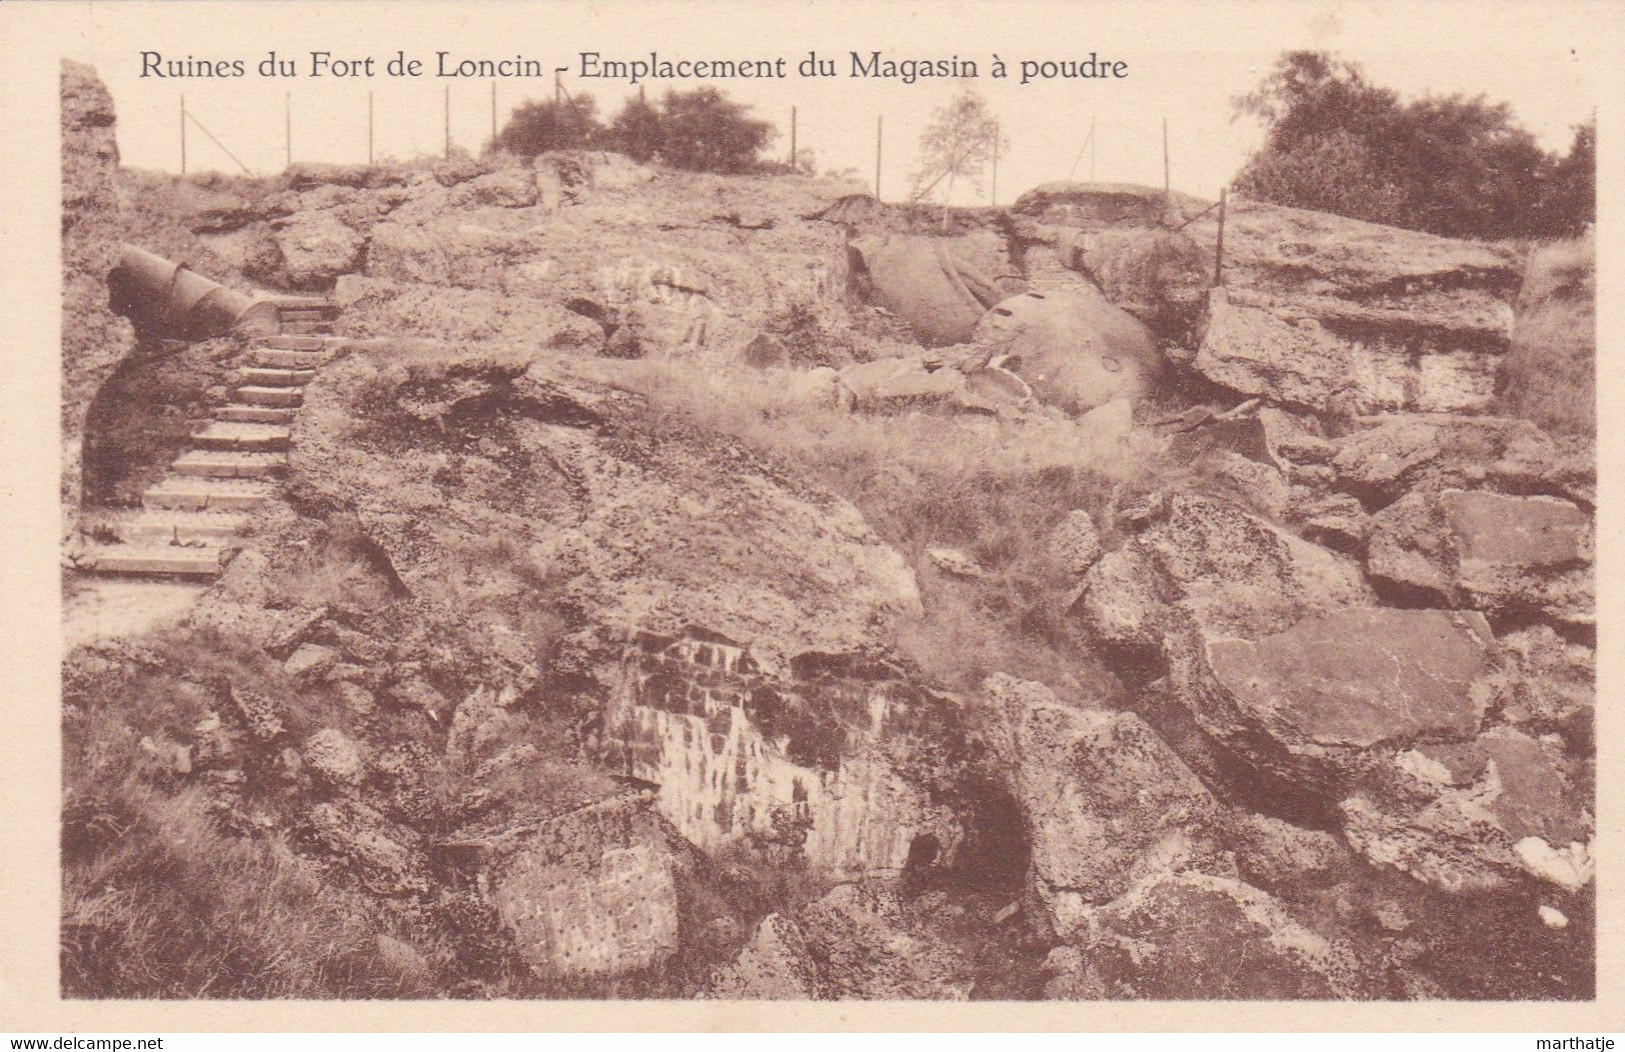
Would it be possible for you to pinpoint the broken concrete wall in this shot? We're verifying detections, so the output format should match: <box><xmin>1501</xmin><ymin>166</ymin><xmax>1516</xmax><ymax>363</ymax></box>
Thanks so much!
<box><xmin>603</xmin><ymin>629</ymin><xmax>963</xmax><ymax>880</ymax></box>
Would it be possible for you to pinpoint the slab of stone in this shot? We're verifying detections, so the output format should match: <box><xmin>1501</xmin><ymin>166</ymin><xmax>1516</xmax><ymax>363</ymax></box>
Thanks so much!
<box><xmin>1202</xmin><ymin>607</ymin><xmax>1494</xmax><ymax>785</ymax></box>
<box><xmin>239</xmin><ymin>366</ymin><xmax>315</xmax><ymax>387</ymax></box>
<box><xmin>172</xmin><ymin>450</ymin><xmax>288</xmax><ymax>479</ymax></box>
<box><xmin>82</xmin><ymin>507</ymin><xmax>248</xmax><ymax>545</ymax></box>
<box><xmin>142</xmin><ymin>477</ymin><xmax>274</xmax><ymax>511</ymax></box>
<box><xmin>236</xmin><ymin>385</ymin><xmax>304</xmax><ymax>408</ymax></box>
<box><xmin>1369</xmin><ymin>489</ymin><xmax>1593</xmax><ymax>626</ymax></box>
<box><xmin>216</xmin><ymin>404</ymin><xmax>295</xmax><ymax>424</ymax></box>
<box><xmin>192</xmin><ymin>421</ymin><xmax>292</xmax><ymax>451</ymax></box>
<box><xmin>73</xmin><ymin>543</ymin><xmax>225</xmax><ymax>576</ymax></box>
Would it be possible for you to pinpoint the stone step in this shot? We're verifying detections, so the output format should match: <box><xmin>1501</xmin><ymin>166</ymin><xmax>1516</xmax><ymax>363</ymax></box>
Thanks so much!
<box><xmin>173</xmin><ymin>450</ymin><xmax>288</xmax><ymax>478</ymax></box>
<box><xmin>239</xmin><ymin>366</ymin><xmax>315</xmax><ymax>387</ymax></box>
<box><xmin>236</xmin><ymin>386</ymin><xmax>304</xmax><ymax>407</ymax></box>
<box><xmin>251</xmin><ymin>347</ymin><xmax>328</xmax><ymax>369</ymax></box>
<box><xmin>261</xmin><ymin>334</ymin><xmax>347</xmax><ymax>351</ymax></box>
<box><xmin>143</xmin><ymin>477</ymin><xmax>275</xmax><ymax>511</ymax></box>
<box><xmin>193</xmin><ymin>421</ymin><xmax>292</xmax><ymax>451</ymax></box>
<box><xmin>217</xmin><ymin>404</ymin><xmax>295</xmax><ymax>424</ymax></box>
<box><xmin>82</xmin><ymin>508</ymin><xmax>250</xmax><ymax>545</ymax></box>
<box><xmin>271</xmin><ymin>295</ymin><xmax>335</xmax><ymax>311</ymax></box>
<box><xmin>280</xmin><ymin>319</ymin><xmax>333</xmax><ymax>335</ymax></box>
<box><xmin>76</xmin><ymin>543</ymin><xmax>227</xmax><ymax>577</ymax></box>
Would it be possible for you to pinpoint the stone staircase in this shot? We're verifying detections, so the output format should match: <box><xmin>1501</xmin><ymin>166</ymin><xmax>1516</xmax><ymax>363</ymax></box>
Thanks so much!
<box><xmin>73</xmin><ymin>299</ymin><xmax>343</xmax><ymax>578</ymax></box>
<box><xmin>1020</xmin><ymin>243</ymin><xmax>1094</xmax><ymax>295</ymax></box>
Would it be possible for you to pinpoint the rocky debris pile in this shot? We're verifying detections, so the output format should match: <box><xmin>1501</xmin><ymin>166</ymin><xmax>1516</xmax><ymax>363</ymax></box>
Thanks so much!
<box><xmin>61</xmin><ymin>63</ymin><xmax>1593</xmax><ymax>998</ymax></box>
<box><xmin>833</xmin><ymin>346</ymin><xmax>1031</xmax><ymax>415</ymax></box>
<box><xmin>708</xmin><ymin>884</ymin><xmax>975</xmax><ymax>999</ymax></box>
<box><xmin>989</xmin><ymin>191</ymin><xmax>1597</xmax><ymax>991</ymax></box>
<box><xmin>163</xmin><ymin>150</ymin><xmax>860</xmax><ymax>368</ymax></box>
<box><xmin>1059</xmin><ymin>421</ymin><xmax>1592</xmax><ymax>996</ymax></box>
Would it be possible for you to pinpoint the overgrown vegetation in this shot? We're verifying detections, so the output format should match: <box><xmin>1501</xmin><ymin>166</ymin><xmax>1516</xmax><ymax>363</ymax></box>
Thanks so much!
<box><xmin>1500</xmin><ymin>232</ymin><xmax>1596</xmax><ymax>437</ymax></box>
<box><xmin>1233</xmin><ymin>51</ymin><xmax>1594</xmax><ymax>239</ymax></box>
<box><xmin>493</xmin><ymin>93</ymin><xmax>602</xmax><ymax>156</ymax></box>
<box><xmin>491</xmin><ymin>86</ymin><xmax>777</xmax><ymax>174</ymax></box>
<box><xmin>621</xmin><ymin>362</ymin><xmax>1146</xmax><ymax>702</ymax></box>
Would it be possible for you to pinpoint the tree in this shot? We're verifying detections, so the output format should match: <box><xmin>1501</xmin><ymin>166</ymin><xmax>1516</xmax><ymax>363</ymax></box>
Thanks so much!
<box><xmin>909</xmin><ymin>85</ymin><xmax>1008</xmax><ymax>230</ymax></box>
<box><xmin>656</xmin><ymin>87</ymin><xmax>776</xmax><ymax>173</ymax></box>
<box><xmin>605</xmin><ymin>91</ymin><xmax>663</xmax><ymax>162</ymax></box>
<box><xmin>493</xmin><ymin>94</ymin><xmax>601</xmax><ymax>158</ymax></box>
<box><xmin>1538</xmin><ymin>116</ymin><xmax>1596</xmax><ymax>237</ymax></box>
<box><xmin>1232</xmin><ymin>50</ymin><xmax>1591</xmax><ymax>240</ymax></box>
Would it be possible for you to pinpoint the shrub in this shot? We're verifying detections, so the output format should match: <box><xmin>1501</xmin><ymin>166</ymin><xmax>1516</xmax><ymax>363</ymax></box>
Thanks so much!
<box><xmin>604</xmin><ymin>92</ymin><xmax>663</xmax><ymax>162</ymax></box>
<box><xmin>493</xmin><ymin>95</ymin><xmax>601</xmax><ymax>157</ymax></box>
<box><xmin>61</xmin><ymin>777</ymin><xmax>445</xmax><ymax>998</ymax></box>
<box><xmin>495</xmin><ymin>86</ymin><xmax>778</xmax><ymax>173</ymax></box>
<box><xmin>1500</xmin><ymin>232</ymin><xmax>1595</xmax><ymax>437</ymax></box>
<box><xmin>1233</xmin><ymin>51</ymin><xmax>1594</xmax><ymax>239</ymax></box>
<box><xmin>654</xmin><ymin>87</ymin><xmax>776</xmax><ymax>173</ymax></box>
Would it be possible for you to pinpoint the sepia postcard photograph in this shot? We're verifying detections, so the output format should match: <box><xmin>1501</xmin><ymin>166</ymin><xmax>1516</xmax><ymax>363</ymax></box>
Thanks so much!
<box><xmin>2</xmin><ymin>0</ymin><xmax>1621</xmax><ymax>1035</ymax></box>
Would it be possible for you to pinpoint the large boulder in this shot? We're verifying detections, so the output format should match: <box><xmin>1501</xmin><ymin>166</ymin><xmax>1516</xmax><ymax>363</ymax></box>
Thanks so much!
<box><xmin>1044</xmin><ymin>873</ymin><xmax>1368</xmax><ymax>999</ymax></box>
<box><xmin>1367</xmin><ymin>490</ymin><xmax>1593</xmax><ymax>628</ymax></box>
<box><xmin>987</xmin><ymin>676</ymin><xmax>1224</xmax><ymax>936</ymax></box>
<box><xmin>1065</xmin><ymin>226</ymin><xmax>1210</xmax><ymax>340</ymax></box>
<box><xmin>974</xmin><ymin>287</ymin><xmax>1164</xmax><ymax>413</ymax></box>
<box><xmin>290</xmin><ymin>346</ymin><xmax>922</xmax><ymax>666</ymax></box>
<box><xmin>272</xmin><ymin>211</ymin><xmax>365</xmax><ymax>288</ymax></box>
<box><xmin>476</xmin><ymin>793</ymin><xmax>680</xmax><ymax>979</ymax></box>
<box><xmin>450</xmin><ymin>167</ymin><xmax>538</xmax><ymax>208</ymax></box>
<box><xmin>608</xmin><ymin>627</ymin><xmax>966</xmax><ymax>879</ymax></box>
<box><xmin>1199</xmin><ymin>607</ymin><xmax>1495</xmax><ymax>789</ymax></box>
<box><xmin>1186</xmin><ymin>198</ymin><xmax>1522</xmax><ymax>416</ymax></box>
<box><xmin>1340</xmin><ymin>726</ymin><xmax>1590</xmax><ymax>892</ymax></box>
<box><xmin>1047</xmin><ymin>509</ymin><xmax>1103</xmax><ymax>574</ymax></box>
<box><xmin>1077</xmin><ymin>493</ymin><xmax>1372</xmax><ymax>659</ymax></box>
<box><xmin>849</xmin><ymin>235</ymin><xmax>1012</xmax><ymax>345</ymax></box>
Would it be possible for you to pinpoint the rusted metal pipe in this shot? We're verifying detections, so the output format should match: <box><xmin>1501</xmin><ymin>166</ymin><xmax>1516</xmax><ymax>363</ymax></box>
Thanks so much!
<box><xmin>108</xmin><ymin>244</ymin><xmax>279</xmax><ymax>339</ymax></box>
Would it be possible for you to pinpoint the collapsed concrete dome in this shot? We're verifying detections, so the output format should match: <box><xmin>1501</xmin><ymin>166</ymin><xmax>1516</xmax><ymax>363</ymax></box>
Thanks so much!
<box><xmin>849</xmin><ymin>235</ymin><xmax>1013</xmax><ymax>346</ymax></box>
<box><xmin>974</xmin><ymin>286</ymin><xmax>1163</xmax><ymax>413</ymax></box>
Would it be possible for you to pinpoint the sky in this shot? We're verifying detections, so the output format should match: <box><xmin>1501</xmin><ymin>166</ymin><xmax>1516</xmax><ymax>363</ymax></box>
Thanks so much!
<box><xmin>69</xmin><ymin>0</ymin><xmax>1607</xmax><ymax>205</ymax></box>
